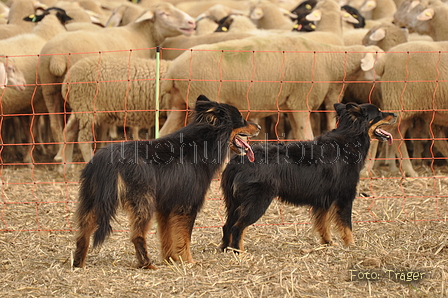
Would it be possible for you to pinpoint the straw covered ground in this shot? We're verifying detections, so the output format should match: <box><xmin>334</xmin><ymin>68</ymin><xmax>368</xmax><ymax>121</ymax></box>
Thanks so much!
<box><xmin>1</xmin><ymin>162</ymin><xmax>447</xmax><ymax>297</ymax></box>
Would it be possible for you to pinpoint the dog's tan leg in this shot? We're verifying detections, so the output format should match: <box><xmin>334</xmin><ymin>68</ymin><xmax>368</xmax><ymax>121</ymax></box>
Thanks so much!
<box><xmin>129</xmin><ymin>212</ymin><xmax>156</xmax><ymax>269</ymax></box>
<box><xmin>73</xmin><ymin>212</ymin><xmax>97</xmax><ymax>268</ymax></box>
<box><xmin>170</xmin><ymin>214</ymin><xmax>196</xmax><ymax>263</ymax></box>
<box><xmin>156</xmin><ymin>213</ymin><xmax>174</xmax><ymax>262</ymax></box>
<box><xmin>237</xmin><ymin>227</ymin><xmax>248</xmax><ymax>252</ymax></box>
<box><xmin>157</xmin><ymin>213</ymin><xmax>196</xmax><ymax>263</ymax></box>
<box><xmin>312</xmin><ymin>207</ymin><xmax>333</xmax><ymax>245</ymax></box>
<box><xmin>332</xmin><ymin>205</ymin><xmax>355</xmax><ymax>247</ymax></box>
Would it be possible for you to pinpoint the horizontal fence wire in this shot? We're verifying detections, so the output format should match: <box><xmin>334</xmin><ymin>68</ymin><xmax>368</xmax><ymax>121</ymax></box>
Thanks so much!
<box><xmin>0</xmin><ymin>47</ymin><xmax>447</xmax><ymax>235</ymax></box>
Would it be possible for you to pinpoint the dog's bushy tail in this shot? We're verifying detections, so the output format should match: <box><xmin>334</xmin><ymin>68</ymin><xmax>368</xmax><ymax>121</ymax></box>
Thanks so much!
<box><xmin>76</xmin><ymin>153</ymin><xmax>120</xmax><ymax>248</ymax></box>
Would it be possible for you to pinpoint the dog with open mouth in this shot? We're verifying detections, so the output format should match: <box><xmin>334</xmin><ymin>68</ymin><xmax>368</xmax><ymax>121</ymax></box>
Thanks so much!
<box><xmin>73</xmin><ymin>95</ymin><xmax>260</xmax><ymax>269</ymax></box>
<box><xmin>220</xmin><ymin>102</ymin><xmax>396</xmax><ymax>252</ymax></box>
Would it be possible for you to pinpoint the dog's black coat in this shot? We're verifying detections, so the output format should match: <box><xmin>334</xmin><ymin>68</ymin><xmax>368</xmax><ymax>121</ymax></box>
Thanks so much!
<box><xmin>73</xmin><ymin>95</ymin><xmax>260</xmax><ymax>268</ymax></box>
<box><xmin>220</xmin><ymin>103</ymin><xmax>396</xmax><ymax>251</ymax></box>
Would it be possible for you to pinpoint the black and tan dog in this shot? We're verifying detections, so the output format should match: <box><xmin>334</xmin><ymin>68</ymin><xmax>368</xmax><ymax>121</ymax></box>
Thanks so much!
<box><xmin>73</xmin><ymin>95</ymin><xmax>260</xmax><ymax>268</ymax></box>
<box><xmin>220</xmin><ymin>102</ymin><xmax>396</xmax><ymax>252</ymax></box>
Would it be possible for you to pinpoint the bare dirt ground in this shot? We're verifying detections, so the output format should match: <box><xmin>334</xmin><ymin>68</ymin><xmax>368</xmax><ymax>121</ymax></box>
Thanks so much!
<box><xmin>1</xmin><ymin>162</ymin><xmax>447</xmax><ymax>297</ymax></box>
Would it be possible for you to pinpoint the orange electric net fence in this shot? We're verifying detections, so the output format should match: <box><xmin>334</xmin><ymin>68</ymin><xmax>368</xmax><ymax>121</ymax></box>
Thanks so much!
<box><xmin>0</xmin><ymin>46</ymin><xmax>447</xmax><ymax>235</ymax></box>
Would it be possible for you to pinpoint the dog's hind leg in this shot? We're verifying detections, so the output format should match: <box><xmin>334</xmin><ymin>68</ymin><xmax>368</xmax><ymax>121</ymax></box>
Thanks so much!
<box><xmin>73</xmin><ymin>211</ymin><xmax>97</xmax><ymax>268</ymax></box>
<box><xmin>227</xmin><ymin>197</ymin><xmax>273</xmax><ymax>251</ymax></box>
<box><xmin>312</xmin><ymin>207</ymin><xmax>334</xmax><ymax>245</ymax></box>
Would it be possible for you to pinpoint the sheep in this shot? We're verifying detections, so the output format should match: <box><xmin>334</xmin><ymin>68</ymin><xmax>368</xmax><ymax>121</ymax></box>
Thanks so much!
<box><xmin>104</xmin><ymin>2</ymin><xmax>146</xmax><ymax>27</ymax></box>
<box><xmin>341</xmin><ymin>4</ymin><xmax>366</xmax><ymax>28</ymax></box>
<box><xmin>175</xmin><ymin>0</ymin><xmax>250</xmax><ymax>18</ymax></box>
<box><xmin>56</xmin><ymin>57</ymin><xmax>171</xmax><ymax>174</ymax></box>
<box><xmin>0</xmin><ymin>8</ymin><xmax>73</xmax><ymax>162</ymax></box>
<box><xmin>249</xmin><ymin>0</ymin><xmax>297</xmax><ymax>30</ymax></box>
<box><xmin>214</xmin><ymin>14</ymin><xmax>259</xmax><ymax>32</ymax></box>
<box><xmin>359</xmin><ymin>0</ymin><xmax>397</xmax><ymax>20</ymax></box>
<box><xmin>160</xmin><ymin>31</ymin><xmax>257</xmax><ymax>60</ymax></box>
<box><xmin>371</xmin><ymin>40</ymin><xmax>448</xmax><ymax>177</ymax></box>
<box><xmin>361</xmin><ymin>23</ymin><xmax>408</xmax><ymax>50</ymax></box>
<box><xmin>392</xmin><ymin>0</ymin><xmax>442</xmax><ymax>33</ymax></box>
<box><xmin>0</xmin><ymin>56</ymin><xmax>26</xmax><ymax>91</ymax></box>
<box><xmin>290</xmin><ymin>0</ymin><xmax>317</xmax><ymax>23</ymax></box>
<box><xmin>37</xmin><ymin>2</ymin><xmax>196</xmax><ymax>163</ymax></box>
<box><xmin>398</xmin><ymin>0</ymin><xmax>448</xmax><ymax>41</ymax></box>
<box><xmin>304</xmin><ymin>0</ymin><xmax>359</xmax><ymax>45</ymax></box>
<box><xmin>0</xmin><ymin>0</ymin><xmax>44</xmax><ymax>40</ymax></box>
<box><xmin>194</xmin><ymin>4</ymin><xmax>248</xmax><ymax>35</ymax></box>
<box><xmin>160</xmin><ymin>33</ymin><xmax>383</xmax><ymax>141</ymax></box>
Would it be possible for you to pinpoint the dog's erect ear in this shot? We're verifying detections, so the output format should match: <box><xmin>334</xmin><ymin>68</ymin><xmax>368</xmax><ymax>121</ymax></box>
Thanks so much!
<box><xmin>334</xmin><ymin>103</ymin><xmax>346</xmax><ymax>116</ymax></box>
<box><xmin>346</xmin><ymin>102</ymin><xmax>363</xmax><ymax>117</ymax></box>
<box><xmin>197</xmin><ymin>94</ymin><xmax>211</xmax><ymax>102</ymax></box>
<box><xmin>195</xmin><ymin>96</ymin><xmax>221</xmax><ymax>125</ymax></box>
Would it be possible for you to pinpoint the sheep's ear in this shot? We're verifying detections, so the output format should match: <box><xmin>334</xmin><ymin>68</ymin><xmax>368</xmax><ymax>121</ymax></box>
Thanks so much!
<box><xmin>341</xmin><ymin>11</ymin><xmax>359</xmax><ymax>24</ymax></box>
<box><xmin>135</xmin><ymin>10</ymin><xmax>154</xmax><ymax>23</ymax></box>
<box><xmin>306</xmin><ymin>9</ymin><xmax>321</xmax><ymax>21</ymax></box>
<box><xmin>279</xmin><ymin>7</ymin><xmax>297</xmax><ymax>19</ymax></box>
<box><xmin>360</xmin><ymin>0</ymin><xmax>376</xmax><ymax>12</ymax></box>
<box><xmin>23</xmin><ymin>14</ymin><xmax>45</xmax><ymax>22</ymax></box>
<box><xmin>105</xmin><ymin>10</ymin><xmax>123</xmax><ymax>27</ymax></box>
<box><xmin>369</xmin><ymin>28</ymin><xmax>386</xmax><ymax>41</ymax></box>
<box><xmin>0</xmin><ymin>62</ymin><xmax>7</xmax><ymax>89</ymax></box>
<box><xmin>250</xmin><ymin>7</ymin><xmax>264</xmax><ymax>20</ymax></box>
<box><xmin>417</xmin><ymin>8</ymin><xmax>434</xmax><ymax>21</ymax></box>
<box><xmin>361</xmin><ymin>52</ymin><xmax>376</xmax><ymax>71</ymax></box>
<box><xmin>409</xmin><ymin>0</ymin><xmax>420</xmax><ymax>12</ymax></box>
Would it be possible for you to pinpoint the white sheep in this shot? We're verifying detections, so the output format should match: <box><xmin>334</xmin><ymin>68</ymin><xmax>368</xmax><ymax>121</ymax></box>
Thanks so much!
<box><xmin>361</xmin><ymin>23</ymin><xmax>408</xmax><ymax>50</ymax></box>
<box><xmin>249</xmin><ymin>0</ymin><xmax>297</xmax><ymax>30</ymax></box>
<box><xmin>37</xmin><ymin>2</ymin><xmax>195</xmax><ymax>163</ymax></box>
<box><xmin>0</xmin><ymin>8</ymin><xmax>73</xmax><ymax>162</ymax></box>
<box><xmin>0</xmin><ymin>56</ymin><xmax>26</xmax><ymax>91</ymax></box>
<box><xmin>194</xmin><ymin>4</ymin><xmax>248</xmax><ymax>35</ymax></box>
<box><xmin>175</xmin><ymin>0</ymin><xmax>250</xmax><ymax>18</ymax></box>
<box><xmin>0</xmin><ymin>0</ymin><xmax>44</xmax><ymax>40</ymax></box>
<box><xmin>400</xmin><ymin>0</ymin><xmax>448</xmax><ymax>41</ymax></box>
<box><xmin>213</xmin><ymin>14</ymin><xmax>258</xmax><ymax>33</ymax></box>
<box><xmin>304</xmin><ymin>0</ymin><xmax>359</xmax><ymax>45</ymax></box>
<box><xmin>160</xmin><ymin>31</ymin><xmax>256</xmax><ymax>60</ymax></box>
<box><xmin>359</xmin><ymin>0</ymin><xmax>397</xmax><ymax>20</ymax></box>
<box><xmin>160</xmin><ymin>33</ymin><xmax>383</xmax><ymax>141</ymax></box>
<box><xmin>371</xmin><ymin>40</ymin><xmax>448</xmax><ymax>177</ymax></box>
<box><xmin>104</xmin><ymin>1</ymin><xmax>145</xmax><ymax>27</ymax></box>
<box><xmin>57</xmin><ymin>56</ymin><xmax>171</xmax><ymax>173</ymax></box>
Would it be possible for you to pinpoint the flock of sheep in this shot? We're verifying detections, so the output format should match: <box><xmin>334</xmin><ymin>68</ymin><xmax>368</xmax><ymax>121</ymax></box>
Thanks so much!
<box><xmin>0</xmin><ymin>0</ymin><xmax>446</xmax><ymax>177</ymax></box>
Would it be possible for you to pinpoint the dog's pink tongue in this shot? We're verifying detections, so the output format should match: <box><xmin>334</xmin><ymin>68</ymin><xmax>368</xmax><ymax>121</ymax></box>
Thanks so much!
<box><xmin>379</xmin><ymin>129</ymin><xmax>393</xmax><ymax>145</ymax></box>
<box><xmin>236</xmin><ymin>136</ymin><xmax>255</xmax><ymax>162</ymax></box>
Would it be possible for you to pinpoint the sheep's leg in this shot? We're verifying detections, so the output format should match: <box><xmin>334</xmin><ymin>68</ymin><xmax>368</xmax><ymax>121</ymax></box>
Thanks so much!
<box><xmin>45</xmin><ymin>91</ymin><xmax>65</xmax><ymax>153</ymax></box>
<box><xmin>78</xmin><ymin>118</ymin><xmax>94</xmax><ymax>162</ymax></box>
<box><xmin>361</xmin><ymin>140</ymin><xmax>378</xmax><ymax>177</ymax></box>
<box><xmin>159</xmin><ymin>88</ymin><xmax>188</xmax><ymax>137</ymax></box>
<box><xmin>432</xmin><ymin>126</ymin><xmax>448</xmax><ymax>165</ymax></box>
<box><xmin>159</xmin><ymin>110</ymin><xmax>186</xmax><ymax>137</ymax></box>
<box><xmin>392</xmin><ymin>119</ymin><xmax>418</xmax><ymax>177</ymax></box>
<box><xmin>56</xmin><ymin>115</ymin><xmax>79</xmax><ymax>175</ymax></box>
<box><xmin>19</xmin><ymin>116</ymin><xmax>33</xmax><ymax>165</ymax></box>
<box><xmin>130</xmin><ymin>126</ymin><xmax>140</xmax><ymax>140</ymax></box>
<box><xmin>286</xmin><ymin>112</ymin><xmax>314</xmax><ymax>140</ymax></box>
